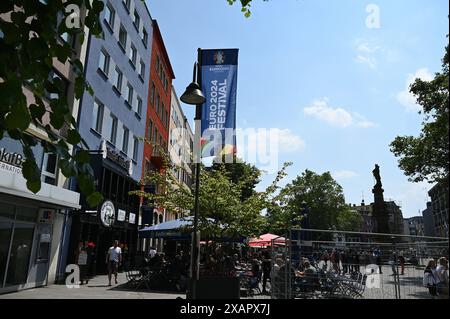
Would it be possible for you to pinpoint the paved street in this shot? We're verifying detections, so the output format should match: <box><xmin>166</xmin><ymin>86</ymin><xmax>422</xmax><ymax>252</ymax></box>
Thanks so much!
<box><xmin>0</xmin><ymin>273</ymin><xmax>185</xmax><ymax>299</ymax></box>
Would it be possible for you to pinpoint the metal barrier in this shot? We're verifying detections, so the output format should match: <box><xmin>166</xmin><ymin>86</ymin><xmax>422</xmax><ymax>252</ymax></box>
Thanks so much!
<box><xmin>266</xmin><ymin>229</ymin><xmax>449</xmax><ymax>299</ymax></box>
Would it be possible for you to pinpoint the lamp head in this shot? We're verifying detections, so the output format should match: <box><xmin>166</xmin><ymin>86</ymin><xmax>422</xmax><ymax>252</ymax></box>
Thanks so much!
<box><xmin>180</xmin><ymin>82</ymin><xmax>206</xmax><ymax>105</ymax></box>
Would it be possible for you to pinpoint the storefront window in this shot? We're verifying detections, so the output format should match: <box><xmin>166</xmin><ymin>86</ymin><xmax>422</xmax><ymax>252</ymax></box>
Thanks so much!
<box><xmin>5</xmin><ymin>223</ymin><xmax>34</xmax><ymax>287</ymax></box>
<box><xmin>0</xmin><ymin>222</ymin><xmax>13</xmax><ymax>287</ymax></box>
<box><xmin>0</xmin><ymin>202</ymin><xmax>14</xmax><ymax>220</ymax></box>
<box><xmin>16</xmin><ymin>206</ymin><xmax>38</xmax><ymax>223</ymax></box>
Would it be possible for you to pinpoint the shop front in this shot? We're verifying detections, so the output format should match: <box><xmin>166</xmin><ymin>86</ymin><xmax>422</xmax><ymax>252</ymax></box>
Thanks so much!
<box><xmin>67</xmin><ymin>151</ymin><xmax>140</xmax><ymax>276</ymax></box>
<box><xmin>0</xmin><ymin>136</ymin><xmax>81</xmax><ymax>294</ymax></box>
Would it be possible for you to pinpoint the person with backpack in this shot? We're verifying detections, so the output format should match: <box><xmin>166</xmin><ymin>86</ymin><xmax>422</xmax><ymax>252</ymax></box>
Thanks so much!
<box><xmin>423</xmin><ymin>259</ymin><xmax>438</xmax><ymax>298</ymax></box>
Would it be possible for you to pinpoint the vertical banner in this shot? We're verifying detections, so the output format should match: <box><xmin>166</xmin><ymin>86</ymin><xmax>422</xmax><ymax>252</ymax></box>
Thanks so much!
<box><xmin>200</xmin><ymin>49</ymin><xmax>238</xmax><ymax>158</ymax></box>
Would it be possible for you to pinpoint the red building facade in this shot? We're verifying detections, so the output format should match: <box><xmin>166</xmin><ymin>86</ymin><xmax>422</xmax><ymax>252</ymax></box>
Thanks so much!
<box><xmin>141</xmin><ymin>20</ymin><xmax>174</xmax><ymax>228</ymax></box>
<box><xmin>144</xmin><ymin>20</ymin><xmax>174</xmax><ymax>168</ymax></box>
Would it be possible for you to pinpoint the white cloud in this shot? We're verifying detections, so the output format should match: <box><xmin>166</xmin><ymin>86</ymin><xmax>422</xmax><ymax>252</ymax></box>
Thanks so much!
<box><xmin>355</xmin><ymin>39</ymin><xmax>381</xmax><ymax>69</ymax></box>
<box><xmin>274</xmin><ymin>128</ymin><xmax>306</xmax><ymax>153</ymax></box>
<box><xmin>396</xmin><ymin>68</ymin><xmax>433</xmax><ymax>112</ymax></box>
<box><xmin>332</xmin><ymin>170</ymin><xmax>359</xmax><ymax>179</ymax></box>
<box><xmin>303</xmin><ymin>98</ymin><xmax>376</xmax><ymax>128</ymax></box>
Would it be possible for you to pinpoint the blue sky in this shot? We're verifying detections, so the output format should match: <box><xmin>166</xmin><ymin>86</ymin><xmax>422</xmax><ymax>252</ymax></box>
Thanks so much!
<box><xmin>146</xmin><ymin>0</ymin><xmax>449</xmax><ymax>218</ymax></box>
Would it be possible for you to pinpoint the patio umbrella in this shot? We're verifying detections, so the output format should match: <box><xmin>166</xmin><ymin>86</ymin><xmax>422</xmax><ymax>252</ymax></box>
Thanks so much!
<box><xmin>248</xmin><ymin>233</ymin><xmax>286</xmax><ymax>248</ymax></box>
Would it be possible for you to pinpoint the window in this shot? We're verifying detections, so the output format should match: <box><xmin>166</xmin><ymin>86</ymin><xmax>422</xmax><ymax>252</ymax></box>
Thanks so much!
<box><xmin>147</xmin><ymin>120</ymin><xmax>153</xmax><ymax>140</ymax></box>
<box><xmin>133</xmin><ymin>10</ymin><xmax>140</xmax><ymax>31</ymax></box>
<box><xmin>156</xmin><ymin>56</ymin><xmax>160</xmax><ymax>73</ymax></box>
<box><xmin>46</xmin><ymin>70</ymin><xmax>68</xmax><ymax>100</ymax></box>
<box><xmin>165</xmin><ymin>110</ymin><xmax>169</xmax><ymax>128</ymax></box>
<box><xmin>119</xmin><ymin>25</ymin><xmax>127</xmax><ymax>50</ymax></box>
<box><xmin>99</xmin><ymin>49</ymin><xmax>110</xmax><ymax>76</ymax></box>
<box><xmin>122</xmin><ymin>126</ymin><xmax>129</xmax><ymax>153</ymax></box>
<box><xmin>136</xmin><ymin>96</ymin><xmax>142</xmax><ymax>117</ymax></box>
<box><xmin>104</xmin><ymin>3</ymin><xmax>115</xmax><ymax>29</ymax></box>
<box><xmin>139</xmin><ymin>59</ymin><xmax>145</xmax><ymax>79</ymax></box>
<box><xmin>161</xmin><ymin>102</ymin><xmax>165</xmax><ymax>120</ymax></box>
<box><xmin>126</xmin><ymin>83</ymin><xmax>133</xmax><ymax>106</ymax></box>
<box><xmin>41</xmin><ymin>153</ymin><xmax>57</xmax><ymax>185</ymax></box>
<box><xmin>109</xmin><ymin>114</ymin><xmax>118</xmax><ymax>145</ymax></box>
<box><xmin>123</xmin><ymin>0</ymin><xmax>131</xmax><ymax>12</ymax></box>
<box><xmin>153</xmin><ymin>127</ymin><xmax>158</xmax><ymax>144</ymax></box>
<box><xmin>133</xmin><ymin>137</ymin><xmax>139</xmax><ymax>161</ymax></box>
<box><xmin>92</xmin><ymin>100</ymin><xmax>104</xmax><ymax>133</ymax></box>
<box><xmin>155</xmin><ymin>94</ymin><xmax>160</xmax><ymax>115</ymax></box>
<box><xmin>114</xmin><ymin>67</ymin><xmax>123</xmax><ymax>93</ymax></box>
<box><xmin>129</xmin><ymin>44</ymin><xmax>137</xmax><ymax>66</ymax></box>
<box><xmin>151</xmin><ymin>82</ymin><xmax>155</xmax><ymax>106</ymax></box>
<box><xmin>142</xmin><ymin>29</ymin><xmax>148</xmax><ymax>47</ymax></box>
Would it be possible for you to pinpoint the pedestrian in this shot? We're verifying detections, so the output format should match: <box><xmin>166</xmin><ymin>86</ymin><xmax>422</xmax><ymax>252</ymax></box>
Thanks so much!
<box><xmin>436</xmin><ymin>257</ymin><xmax>449</xmax><ymax>296</ymax></box>
<box><xmin>423</xmin><ymin>259</ymin><xmax>438</xmax><ymax>298</ymax></box>
<box><xmin>261</xmin><ymin>249</ymin><xmax>271</xmax><ymax>294</ymax></box>
<box><xmin>398</xmin><ymin>254</ymin><xmax>406</xmax><ymax>275</ymax></box>
<box><xmin>76</xmin><ymin>241</ymin><xmax>88</xmax><ymax>285</ymax></box>
<box><xmin>106</xmin><ymin>240</ymin><xmax>122</xmax><ymax>286</ymax></box>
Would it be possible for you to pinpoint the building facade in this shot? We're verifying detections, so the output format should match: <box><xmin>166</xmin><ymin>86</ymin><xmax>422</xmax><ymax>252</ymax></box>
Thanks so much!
<box><xmin>428</xmin><ymin>180</ymin><xmax>449</xmax><ymax>238</ymax></box>
<box><xmin>422</xmin><ymin>202</ymin><xmax>436</xmax><ymax>237</ymax></box>
<box><xmin>167</xmin><ymin>86</ymin><xmax>194</xmax><ymax>222</ymax></box>
<box><xmin>68</xmin><ymin>0</ymin><xmax>153</xmax><ymax>275</ymax></box>
<box><xmin>404</xmin><ymin>216</ymin><xmax>425</xmax><ymax>237</ymax></box>
<box><xmin>0</xmin><ymin>10</ymin><xmax>82</xmax><ymax>292</ymax></box>
<box><xmin>140</xmin><ymin>20</ymin><xmax>174</xmax><ymax>250</ymax></box>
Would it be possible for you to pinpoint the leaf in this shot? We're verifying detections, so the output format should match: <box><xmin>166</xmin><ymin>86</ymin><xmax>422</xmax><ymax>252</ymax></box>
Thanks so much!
<box><xmin>87</xmin><ymin>192</ymin><xmax>103</xmax><ymax>207</ymax></box>
<box><xmin>22</xmin><ymin>160</ymin><xmax>41</xmax><ymax>193</ymax></box>
<box><xmin>5</xmin><ymin>97</ymin><xmax>31</xmax><ymax>131</ymax></box>
<box><xmin>67</xmin><ymin>129</ymin><xmax>81</xmax><ymax>145</ymax></box>
<box><xmin>74</xmin><ymin>149</ymin><xmax>90</xmax><ymax>164</ymax></box>
<box><xmin>59</xmin><ymin>158</ymin><xmax>77</xmax><ymax>177</ymax></box>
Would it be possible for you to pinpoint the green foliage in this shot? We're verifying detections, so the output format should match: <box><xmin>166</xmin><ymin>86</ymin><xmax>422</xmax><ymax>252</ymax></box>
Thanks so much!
<box><xmin>227</xmin><ymin>0</ymin><xmax>269</xmax><ymax>17</ymax></box>
<box><xmin>0</xmin><ymin>0</ymin><xmax>105</xmax><ymax>206</ymax></box>
<box><xmin>336</xmin><ymin>207</ymin><xmax>363</xmax><ymax>232</ymax></box>
<box><xmin>390</xmin><ymin>43</ymin><xmax>449</xmax><ymax>183</ymax></box>
<box><xmin>270</xmin><ymin>170</ymin><xmax>348</xmax><ymax>231</ymax></box>
<box><xmin>131</xmin><ymin>143</ymin><xmax>291</xmax><ymax>239</ymax></box>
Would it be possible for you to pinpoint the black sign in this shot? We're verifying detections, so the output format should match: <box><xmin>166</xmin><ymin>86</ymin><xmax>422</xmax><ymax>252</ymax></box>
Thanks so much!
<box><xmin>106</xmin><ymin>148</ymin><xmax>130</xmax><ymax>172</ymax></box>
<box><xmin>0</xmin><ymin>148</ymin><xmax>24</xmax><ymax>168</ymax></box>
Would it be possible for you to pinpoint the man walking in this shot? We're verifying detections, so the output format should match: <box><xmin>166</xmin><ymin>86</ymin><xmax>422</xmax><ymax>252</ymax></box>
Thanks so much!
<box><xmin>106</xmin><ymin>240</ymin><xmax>122</xmax><ymax>286</ymax></box>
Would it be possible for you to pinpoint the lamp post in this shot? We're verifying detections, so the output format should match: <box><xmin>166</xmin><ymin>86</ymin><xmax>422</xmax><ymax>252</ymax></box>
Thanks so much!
<box><xmin>180</xmin><ymin>49</ymin><xmax>206</xmax><ymax>299</ymax></box>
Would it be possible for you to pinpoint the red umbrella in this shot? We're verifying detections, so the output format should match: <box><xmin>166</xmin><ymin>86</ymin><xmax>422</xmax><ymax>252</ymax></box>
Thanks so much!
<box><xmin>248</xmin><ymin>233</ymin><xmax>286</xmax><ymax>248</ymax></box>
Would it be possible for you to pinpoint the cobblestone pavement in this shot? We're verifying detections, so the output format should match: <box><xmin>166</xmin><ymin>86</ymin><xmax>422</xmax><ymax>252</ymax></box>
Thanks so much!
<box><xmin>0</xmin><ymin>273</ymin><xmax>185</xmax><ymax>299</ymax></box>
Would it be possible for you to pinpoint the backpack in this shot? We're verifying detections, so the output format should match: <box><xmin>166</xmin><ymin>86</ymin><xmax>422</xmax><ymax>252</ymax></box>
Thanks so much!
<box><xmin>423</xmin><ymin>270</ymin><xmax>437</xmax><ymax>288</ymax></box>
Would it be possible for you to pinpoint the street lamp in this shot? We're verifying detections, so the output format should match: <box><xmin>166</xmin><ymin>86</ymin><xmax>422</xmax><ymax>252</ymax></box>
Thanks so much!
<box><xmin>180</xmin><ymin>51</ymin><xmax>205</xmax><ymax>299</ymax></box>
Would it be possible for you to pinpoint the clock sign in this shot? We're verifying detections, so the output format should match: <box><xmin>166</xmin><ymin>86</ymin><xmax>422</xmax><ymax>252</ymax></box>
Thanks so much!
<box><xmin>100</xmin><ymin>200</ymin><xmax>115</xmax><ymax>227</ymax></box>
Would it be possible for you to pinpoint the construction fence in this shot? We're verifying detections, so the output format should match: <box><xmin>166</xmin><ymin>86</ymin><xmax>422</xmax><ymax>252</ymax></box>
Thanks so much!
<box><xmin>261</xmin><ymin>229</ymin><xmax>449</xmax><ymax>299</ymax></box>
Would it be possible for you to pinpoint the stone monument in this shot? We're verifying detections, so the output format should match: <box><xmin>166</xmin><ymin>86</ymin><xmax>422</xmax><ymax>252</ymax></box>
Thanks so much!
<box><xmin>372</xmin><ymin>164</ymin><xmax>390</xmax><ymax>234</ymax></box>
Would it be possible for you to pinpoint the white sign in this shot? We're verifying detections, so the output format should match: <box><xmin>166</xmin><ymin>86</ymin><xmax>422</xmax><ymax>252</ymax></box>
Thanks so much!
<box><xmin>100</xmin><ymin>200</ymin><xmax>115</xmax><ymax>227</ymax></box>
<box><xmin>117</xmin><ymin>209</ymin><xmax>126</xmax><ymax>222</ymax></box>
<box><xmin>129</xmin><ymin>213</ymin><xmax>136</xmax><ymax>224</ymax></box>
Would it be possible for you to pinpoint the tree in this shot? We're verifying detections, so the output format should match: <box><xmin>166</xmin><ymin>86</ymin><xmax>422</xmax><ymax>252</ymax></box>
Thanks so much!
<box><xmin>336</xmin><ymin>207</ymin><xmax>363</xmax><ymax>232</ymax></box>
<box><xmin>390</xmin><ymin>43</ymin><xmax>449</xmax><ymax>183</ymax></box>
<box><xmin>0</xmin><ymin>0</ymin><xmax>104</xmax><ymax>205</ymax></box>
<box><xmin>279</xmin><ymin>170</ymin><xmax>348</xmax><ymax>230</ymax></box>
<box><xmin>132</xmin><ymin>146</ymin><xmax>291</xmax><ymax>240</ymax></box>
<box><xmin>209</xmin><ymin>156</ymin><xmax>261</xmax><ymax>201</ymax></box>
<box><xmin>227</xmin><ymin>0</ymin><xmax>269</xmax><ymax>17</ymax></box>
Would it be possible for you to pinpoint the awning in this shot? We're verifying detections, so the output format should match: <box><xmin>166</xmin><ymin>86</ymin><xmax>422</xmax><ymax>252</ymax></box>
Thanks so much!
<box><xmin>139</xmin><ymin>217</ymin><xmax>193</xmax><ymax>239</ymax></box>
<box><xmin>248</xmin><ymin>233</ymin><xmax>286</xmax><ymax>248</ymax></box>
<box><xmin>139</xmin><ymin>217</ymin><xmax>245</xmax><ymax>242</ymax></box>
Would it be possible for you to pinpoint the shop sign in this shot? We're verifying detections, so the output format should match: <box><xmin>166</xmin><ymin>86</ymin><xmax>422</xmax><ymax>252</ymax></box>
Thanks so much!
<box><xmin>0</xmin><ymin>147</ymin><xmax>24</xmax><ymax>174</ymax></box>
<box><xmin>100</xmin><ymin>200</ymin><xmax>115</xmax><ymax>227</ymax></box>
<box><xmin>129</xmin><ymin>213</ymin><xmax>136</xmax><ymax>224</ymax></box>
<box><xmin>117</xmin><ymin>209</ymin><xmax>126</xmax><ymax>222</ymax></box>
<box><xmin>38</xmin><ymin>209</ymin><xmax>55</xmax><ymax>223</ymax></box>
<box><xmin>106</xmin><ymin>148</ymin><xmax>130</xmax><ymax>173</ymax></box>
